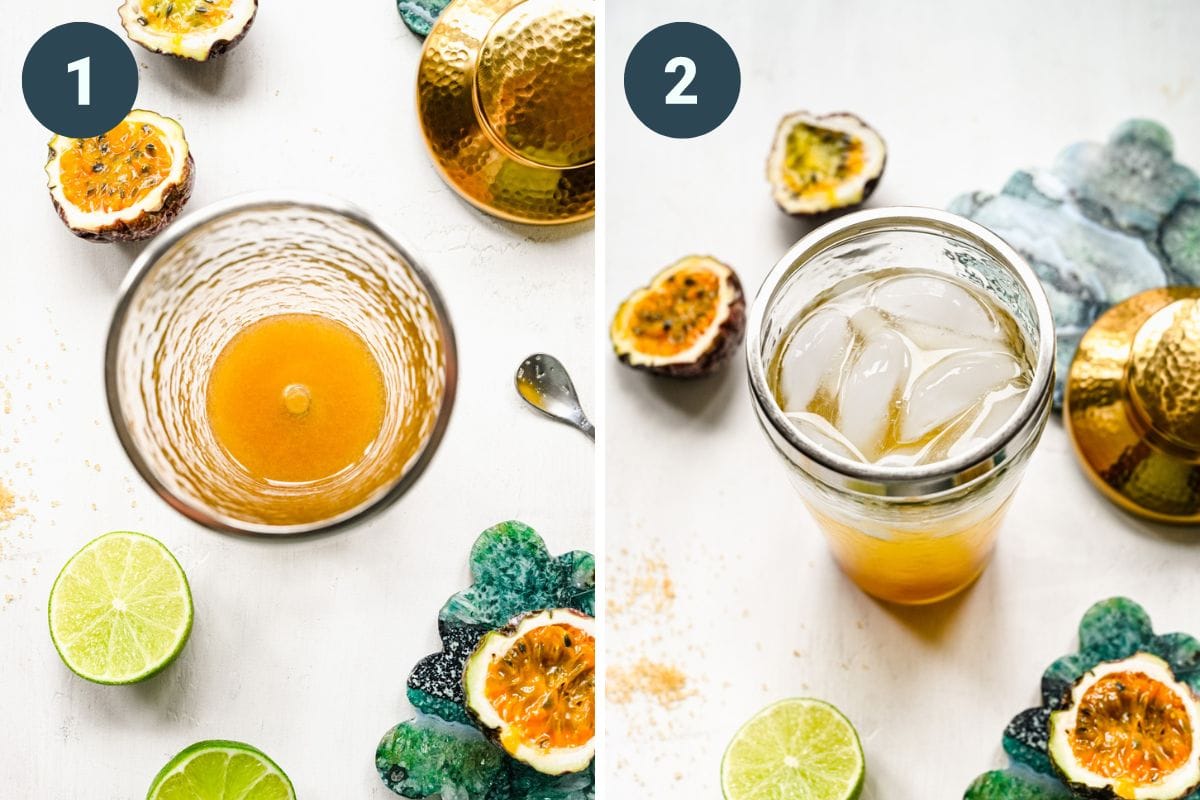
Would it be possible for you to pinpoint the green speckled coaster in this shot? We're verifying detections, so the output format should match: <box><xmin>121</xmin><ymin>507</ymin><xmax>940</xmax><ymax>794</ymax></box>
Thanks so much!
<box><xmin>376</xmin><ymin>521</ymin><xmax>595</xmax><ymax>800</ymax></box>
<box><xmin>964</xmin><ymin>598</ymin><xmax>1200</xmax><ymax>799</ymax></box>
<box><xmin>398</xmin><ymin>0</ymin><xmax>450</xmax><ymax>37</ymax></box>
<box><xmin>377</xmin><ymin>716</ymin><xmax>505</xmax><ymax>797</ymax></box>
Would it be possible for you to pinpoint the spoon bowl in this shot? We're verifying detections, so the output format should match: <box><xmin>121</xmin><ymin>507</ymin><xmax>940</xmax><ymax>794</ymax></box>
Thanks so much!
<box><xmin>515</xmin><ymin>353</ymin><xmax>595</xmax><ymax>440</ymax></box>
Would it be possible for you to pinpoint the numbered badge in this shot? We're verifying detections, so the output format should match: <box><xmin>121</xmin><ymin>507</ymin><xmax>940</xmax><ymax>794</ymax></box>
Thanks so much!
<box><xmin>624</xmin><ymin>22</ymin><xmax>740</xmax><ymax>139</ymax></box>
<box><xmin>23</xmin><ymin>22</ymin><xmax>139</xmax><ymax>139</ymax></box>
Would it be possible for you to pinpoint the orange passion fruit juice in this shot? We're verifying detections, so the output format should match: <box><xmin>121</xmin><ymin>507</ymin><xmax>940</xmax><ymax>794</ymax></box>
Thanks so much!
<box><xmin>767</xmin><ymin>269</ymin><xmax>1035</xmax><ymax>604</ymax></box>
<box><xmin>207</xmin><ymin>314</ymin><xmax>386</xmax><ymax>484</ymax></box>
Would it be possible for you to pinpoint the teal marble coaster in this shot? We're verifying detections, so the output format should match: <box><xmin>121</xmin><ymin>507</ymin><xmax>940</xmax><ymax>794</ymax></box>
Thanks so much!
<box><xmin>398</xmin><ymin>0</ymin><xmax>450</xmax><ymax>38</ymax></box>
<box><xmin>950</xmin><ymin>120</ymin><xmax>1200</xmax><ymax>406</ymax></box>
<box><xmin>376</xmin><ymin>521</ymin><xmax>596</xmax><ymax>799</ymax></box>
<box><xmin>964</xmin><ymin>598</ymin><xmax>1200</xmax><ymax>799</ymax></box>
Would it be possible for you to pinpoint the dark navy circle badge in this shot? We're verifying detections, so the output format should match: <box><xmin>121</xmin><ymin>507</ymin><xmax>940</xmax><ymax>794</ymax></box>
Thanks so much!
<box><xmin>23</xmin><ymin>22</ymin><xmax>139</xmax><ymax>139</ymax></box>
<box><xmin>624</xmin><ymin>22</ymin><xmax>740</xmax><ymax>139</ymax></box>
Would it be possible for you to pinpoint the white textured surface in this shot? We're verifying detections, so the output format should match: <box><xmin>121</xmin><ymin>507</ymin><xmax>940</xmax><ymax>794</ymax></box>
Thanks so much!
<box><xmin>605</xmin><ymin>2</ymin><xmax>1200</xmax><ymax>798</ymax></box>
<box><xmin>0</xmin><ymin>3</ymin><xmax>593</xmax><ymax>796</ymax></box>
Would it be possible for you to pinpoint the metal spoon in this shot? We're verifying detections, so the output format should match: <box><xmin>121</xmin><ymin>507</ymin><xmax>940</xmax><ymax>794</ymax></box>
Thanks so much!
<box><xmin>515</xmin><ymin>354</ymin><xmax>595</xmax><ymax>441</ymax></box>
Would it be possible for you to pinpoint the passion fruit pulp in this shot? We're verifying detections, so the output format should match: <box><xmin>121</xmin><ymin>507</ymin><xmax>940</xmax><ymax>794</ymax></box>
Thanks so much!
<box><xmin>611</xmin><ymin>255</ymin><xmax>745</xmax><ymax>378</ymax></box>
<box><xmin>767</xmin><ymin>112</ymin><xmax>886</xmax><ymax>216</ymax></box>
<box><xmin>46</xmin><ymin>110</ymin><xmax>194</xmax><ymax>242</ymax></box>
<box><xmin>463</xmin><ymin>609</ymin><xmax>595</xmax><ymax>776</ymax></box>
<box><xmin>119</xmin><ymin>0</ymin><xmax>258</xmax><ymax>61</ymax></box>
<box><xmin>1048</xmin><ymin>653</ymin><xmax>1200</xmax><ymax>800</ymax></box>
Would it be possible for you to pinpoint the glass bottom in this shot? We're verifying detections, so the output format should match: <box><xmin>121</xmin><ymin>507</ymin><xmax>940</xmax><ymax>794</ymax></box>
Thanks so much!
<box><xmin>806</xmin><ymin>498</ymin><xmax>1011</xmax><ymax>605</ymax></box>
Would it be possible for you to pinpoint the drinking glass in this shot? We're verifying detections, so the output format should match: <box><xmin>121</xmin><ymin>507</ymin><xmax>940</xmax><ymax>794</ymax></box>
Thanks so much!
<box><xmin>106</xmin><ymin>194</ymin><xmax>457</xmax><ymax>535</ymax></box>
<box><xmin>746</xmin><ymin>207</ymin><xmax>1055</xmax><ymax>604</ymax></box>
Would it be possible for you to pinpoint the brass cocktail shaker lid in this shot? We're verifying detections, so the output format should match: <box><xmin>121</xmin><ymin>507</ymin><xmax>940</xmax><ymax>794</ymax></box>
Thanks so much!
<box><xmin>416</xmin><ymin>0</ymin><xmax>595</xmax><ymax>225</ymax></box>
<box><xmin>1065</xmin><ymin>287</ymin><xmax>1200</xmax><ymax>523</ymax></box>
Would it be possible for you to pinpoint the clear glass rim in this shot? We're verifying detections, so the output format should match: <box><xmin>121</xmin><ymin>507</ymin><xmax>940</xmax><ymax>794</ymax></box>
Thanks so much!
<box><xmin>745</xmin><ymin>206</ymin><xmax>1056</xmax><ymax>498</ymax></box>
<box><xmin>104</xmin><ymin>191</ymin><xmax>459</xmax><ymax>537</ymax></box>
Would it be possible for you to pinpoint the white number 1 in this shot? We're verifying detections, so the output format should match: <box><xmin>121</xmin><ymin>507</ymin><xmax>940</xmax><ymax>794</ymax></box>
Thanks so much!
<box><xmin>67</xmin><ymin>57</ymin><xmax>91</xmax><ymax>106</ymax></box>
<box><xmin>664</xmin><ymin>56</ymin><xmax>698</xmax><ymax>105</ymax></box>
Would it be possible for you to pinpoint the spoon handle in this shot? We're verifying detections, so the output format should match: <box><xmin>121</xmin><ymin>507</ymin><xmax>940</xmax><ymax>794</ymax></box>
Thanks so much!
<box><xmin>578</xmin><ymin>418</ymin><xmax>596</xmax><ymax>442</ymax></box>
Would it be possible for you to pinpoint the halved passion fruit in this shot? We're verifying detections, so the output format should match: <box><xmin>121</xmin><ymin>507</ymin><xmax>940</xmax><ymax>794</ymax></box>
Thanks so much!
<box><xmin>463</xmin><ymin>609</ymin><xmax>595</xmax><ymax>776</ymax></box>
<box><xmin>611</xmin><ymin>255</ymin><xmax>745</xmax><ymax>378</ymax></box>
<box><xmin>46</xmin><ymin>110</ymin><xmax>194</xmax><ymax>243</ymax></box>
<box><xmin>767</xmin><ymin>112</ymin><xmax>886</xmax><ymax>215</ymax></box>
<box><xmin>1048</xmin><ymin>653</ymin><xmax>1200</xmax><ymax>800</ymax></box>
<box><xmin>119</xmin><ymin>0</ymin><xmax>258</xmax><ymax>62</ymax></box>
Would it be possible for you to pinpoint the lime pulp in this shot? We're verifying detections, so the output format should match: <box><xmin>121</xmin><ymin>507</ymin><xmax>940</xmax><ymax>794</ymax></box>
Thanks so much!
<box><xmin>146</xmin><ymin>740</ymin><xmax>295</xmax><ymax>800</ymax></box>
<box><xmin>721</xmin><ymin>698</ymin><xmax>866</xmax><ymax>800</ymax></box>
<box><xmin>47</xmin><ymin>531</ymin><xmax>193</xmax><ymax>685</ymax></box>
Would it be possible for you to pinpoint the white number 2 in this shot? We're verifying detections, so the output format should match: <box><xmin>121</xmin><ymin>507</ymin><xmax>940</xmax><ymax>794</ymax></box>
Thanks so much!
<box><xmin>67</xmin><ymin>56</ymin><xmax>91</xmax><ymax>106</ymax></box>
<box><xmin>664</xmin><ymin>56</ymin><xmax>697</xmax><ymax>105</ymax></box>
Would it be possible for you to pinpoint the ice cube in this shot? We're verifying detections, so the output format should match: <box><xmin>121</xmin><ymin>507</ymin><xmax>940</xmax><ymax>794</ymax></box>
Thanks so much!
<box><xmin>776</xmin><ymin>308</ymin><xmax>852</xmax><ymax>411</ymax></box>
<box><xmin>872</xmin><ymin>274</ymin><xmax>1005</xmax><ymax>351</ymax></box>
<box><xmin>947</xmin><ymin>386</ymin><xmax>1027</xmax><ymax>459</ymax></box>
<box><xmin>837</xmin><ymin>328</ymin><xmax>910</xmax><ymax>459</ymax></box>
<box><xmin>900</xmin><ymin>351</ymin><xmax>1024</xmax><ymax>443</ymax></box>
<box><xmin>785</xmin><ymin>411</ymin><xmax>866</xmax><ymax>462</ymax></box>
<box><xmin>915</xmin><ymin>410</ymin><xmax>982</xmax><ymax>465</ymax></box>
<box><xmin>875</xmin><ymin>444</ymin><xmax>926</xmax><ymax>467</ymax></box>
<box><xmin>848</xmin><ymin>306</ymin><xmax>889</xmax><ymax>338</ymax></box>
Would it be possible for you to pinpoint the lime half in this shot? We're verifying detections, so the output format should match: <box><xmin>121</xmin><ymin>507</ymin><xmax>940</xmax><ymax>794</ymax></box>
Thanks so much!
<box><xmin>721</xmin><ymin>698</ymin><xmax>865</xmax><ymax>800</ymax></box>
<box><xmin>48</xmin><ymin>531</ymin><xmax>193</xmax><ymax>685</ymax></box>
<box><xmin>147</xmin><ymin>740</ymin><xmax>296</xmax><ymax>800</ymax></box>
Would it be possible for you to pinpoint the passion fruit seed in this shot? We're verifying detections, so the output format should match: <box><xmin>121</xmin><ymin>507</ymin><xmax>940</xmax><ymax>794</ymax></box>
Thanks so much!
<box><xmin>784</xmin><ymin>124</ymin><xmax>865</xmax><ymax>196</ymax></box>
<box><xmin>464</xmin><ymin>609</ymin><xmax>596</xmax><ymax>775</ymax></box>
<box><xmin>47</xmin><ymin>110</ymin><xmax>194</xmax><ymax>242</ymax></box>
<box><xmin>1069</xmin><ymin>672</ymin><xmax>1193</xmax><ymax>784</ymax></box>
<box><xmin>1049</xmin><ymin>653</ymin><xmax>1200</xmax><ymax>800</ymax></box>
<box><xmin>484</xmin><ymin>623</ymin><xmax>595</xmax><ymax>753</ymax></box>
<box><xmin>59</xmin><ymin>120</ymin><xmax>173</xmax><ymax>214</ymax></box>
<box><xmin>611</xmin><ymin>255</ymin><xmax>746</xmax><ymax>378</ymax></box>
<box><xmin>767</xmin><ymin>112</ymin><xmax>887</xmax><ymax>216</ymax></box>
<box><xmin>627</xmin><ymin>270</ymin><xmax>721</xmax><ymax>357</ymax></box>
<box><xmin>143</xmin><ymin>0</ymin><xmax>233</xmax><ymax>34</ymax></box>
<box><xmin>120</xmin><ymin>0</ymin><xmax>256</xmax><ymax>61</ymax></box>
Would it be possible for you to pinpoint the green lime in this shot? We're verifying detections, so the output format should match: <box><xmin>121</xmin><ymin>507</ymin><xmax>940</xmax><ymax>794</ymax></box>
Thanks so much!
<box><xmin>147</xmin><ymin>740</ymin><xmax>296</xmax><ymax>800</ymax></box>
<box><xmin>48</xmin><ymin>531</ymin><xmax>193</xmax><ymax>685</ymax></box>
<box><xmin>721</xmin><ymin>698</ymin><xmax>865</xmax><ymax>800</ymax></box>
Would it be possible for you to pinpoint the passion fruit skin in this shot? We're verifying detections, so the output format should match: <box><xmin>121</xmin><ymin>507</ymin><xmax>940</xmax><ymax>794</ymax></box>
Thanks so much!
<box><xmin>768</xmin><ymin>111</ymin><xmax>887</xmax><ymax>217</ymax></box>
<box><xmin>121</xmin><ymin>1</ymin><xmax>258</xmax><ymax>62</ymax></box>
<box><xmin>1055</xmin><ymin>767</ymin><xmax>1200</xmax><ymax>800</ymax></box>
<box><xmin>49</xmin><ymin>152</ymin><xmax>194</xmax><ymax>243</ymax></box>
<box><xmin>1058</xmin><ymin>777</ymin><xmax>1200</xmax><ymax>800</ymax></box>
<box><xmin>612</xmin><ymin>258</ymin><xmax>746</xmax><ymax>379</ymax></box>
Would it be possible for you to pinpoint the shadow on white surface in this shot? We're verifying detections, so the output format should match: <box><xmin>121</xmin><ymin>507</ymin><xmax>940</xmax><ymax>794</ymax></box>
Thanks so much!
<box><xmin>869</xmin><ymin>582</ymin><xmax>977</xmax><ymax>645</ymax></box>
<box><xmin>611</xmin><ymin>360</ymin><xmax>744</xmax><ymax>424</ymax></box>
<box><xmin>1087</xmin><ymin>482</ymin><xmax>1200</xmax><ymax>547</ymax></box>
<box><xmin>494</xmin><ymin>215</ymin><xmax>595</xmax><ymax>245</ymax></box>
<box><xmin>159</xmin><ymin>51</ymin><xmax>253</xmax><ymax>101</ymax></box>
<box><xmin>767</xmin><ymin>206</ymin><xmax>840</xmax><ymax>257</ymax></box>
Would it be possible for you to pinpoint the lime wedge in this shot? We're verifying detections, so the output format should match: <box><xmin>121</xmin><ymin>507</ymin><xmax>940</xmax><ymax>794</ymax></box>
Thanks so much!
<box><xmin>147</xmin><ymin>741</ymin><xmax>296</xmax><ymax>800</ymax></box>
<box><xmin>48</xmin><ymin>531</ymin><xmax>192</xmax><ymax>685</ymax></box>
<box><xmin>721</xmin><ymin>698</ymin><xmax>865</xmax><ymax>800</ymax></box>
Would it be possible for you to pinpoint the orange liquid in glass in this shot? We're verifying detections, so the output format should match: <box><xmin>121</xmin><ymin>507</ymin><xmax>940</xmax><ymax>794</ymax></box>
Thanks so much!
<box><xmin>807</xmin><ymin>498</ymin><xmax>1012</xmax><ymax>605</ymax></box>
<box><xmin>206</xmin><ymin>313</ymin><xmax>385</xmax><ymax>484</ymax></box>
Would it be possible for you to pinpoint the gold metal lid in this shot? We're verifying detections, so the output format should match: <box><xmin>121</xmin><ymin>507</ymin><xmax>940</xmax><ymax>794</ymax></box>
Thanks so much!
<box><xmin>417</xmin><ymin>0</ymin><xmax>595</xmax><ymax>225</ymax></box>
<box><xmin>1065</xmin><ymin>287</ymin><xmax>1200</xmax><ymax>523</ymax></box>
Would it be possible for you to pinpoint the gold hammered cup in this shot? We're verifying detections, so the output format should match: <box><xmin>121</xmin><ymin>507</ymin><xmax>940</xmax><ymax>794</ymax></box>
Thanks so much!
<box><xmin>417</xmin><ymin>0</ymin><xmax>595</xmax><ymax>224</ymax></box>
<box><xmin>1065</xmin><ymin>287</ymin><xmax>1200</xmax><ymax>523</ymax></box>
